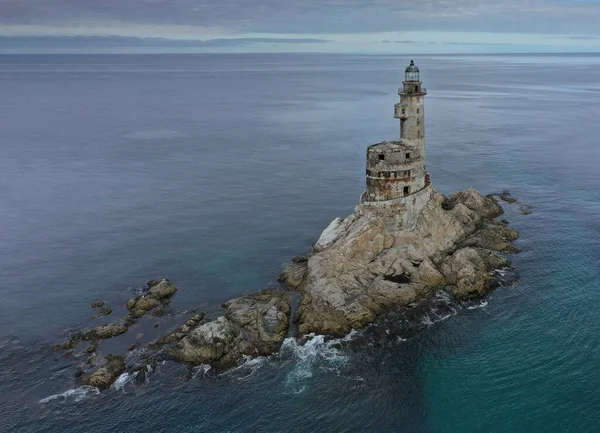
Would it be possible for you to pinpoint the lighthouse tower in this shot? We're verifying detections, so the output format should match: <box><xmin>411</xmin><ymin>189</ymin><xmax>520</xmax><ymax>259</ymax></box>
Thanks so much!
<box><xmin>395</xmin><ymin>59</ymin><xmax>427</xmax><ymax>185</ymax></box>
<box><xmin>360</xmin><ymin>60</ymin><xmax>433</xmax><ymax>227</ymax></box>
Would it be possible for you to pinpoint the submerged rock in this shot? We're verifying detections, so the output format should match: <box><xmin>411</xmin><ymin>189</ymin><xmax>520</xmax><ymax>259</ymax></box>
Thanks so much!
<box><xmin>92</xmin><ymin>307</ymin><xmax>112</xmax><ymax>319</ymax></box>
<box><xmin>499</xmin><ymin>190</ymin><xmax>518</xmax><ymax>204</ymax></box>
<box><xmin>520</xmin><ymin>205</ymin><xmax>533</xmax><ymax>215</ymax></box>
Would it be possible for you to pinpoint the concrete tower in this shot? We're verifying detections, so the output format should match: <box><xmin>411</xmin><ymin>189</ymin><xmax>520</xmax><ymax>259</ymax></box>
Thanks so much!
<box><xmin>363</xmin><ymin>60</ymin><xmax>429</xmax><ymax>203</ymax></box>
<box><xmin>360</xmin><ymin>60</ymin><xmax>433</xmax><ymax>227</ymax></box>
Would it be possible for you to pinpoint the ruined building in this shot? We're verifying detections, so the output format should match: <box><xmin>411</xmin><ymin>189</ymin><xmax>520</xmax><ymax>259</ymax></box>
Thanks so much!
<box><xmin>359</xmin><ymin>60</ymin><xmax>434</xmax><ymax>227</ymax></box>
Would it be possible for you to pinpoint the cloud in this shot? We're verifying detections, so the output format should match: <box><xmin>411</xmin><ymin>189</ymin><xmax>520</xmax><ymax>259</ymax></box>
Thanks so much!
<box><xmin>567</xmin><ymin>35</ymin><xmax>600</xmax><ymax>40</ymax></box>
<box><xmin>0</xmin><ymin>35</ymin><xmax>329</xmax><ymax>49</ymax></box>
<box><xmin>1</xmin><ymin>0</ymin><xmax>600</xmax><ymax>37</ymax></box>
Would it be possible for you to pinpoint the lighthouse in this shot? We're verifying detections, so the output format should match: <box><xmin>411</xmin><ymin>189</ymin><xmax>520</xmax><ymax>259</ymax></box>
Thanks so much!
<box><xmin>359</xmin><ymin>60</ymin><xmax>433</xmax><ymax>227</ymax></box>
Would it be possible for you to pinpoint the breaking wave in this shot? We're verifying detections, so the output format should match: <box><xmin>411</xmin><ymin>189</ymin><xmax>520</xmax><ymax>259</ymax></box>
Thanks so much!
<box><xmin>112</xmin><ymin>373</ymin><xmax>132</xmax><ymax>391</ymax></box>
<box><xmin>39</xmin><ymin>386</ymin><xmax>100</xmax><ymax>404</ymax></box>
<box><xmin>280</xmin><ymin>331</ymin><xmax>359</xmax><ymax>393</ymax></box>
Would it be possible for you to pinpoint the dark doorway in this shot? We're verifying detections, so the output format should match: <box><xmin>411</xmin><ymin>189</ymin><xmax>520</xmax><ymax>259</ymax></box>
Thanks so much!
<box><xmin>404</xmin><ymin>186</ymin><xmax>410</xmax><ymax>196</ymax></box>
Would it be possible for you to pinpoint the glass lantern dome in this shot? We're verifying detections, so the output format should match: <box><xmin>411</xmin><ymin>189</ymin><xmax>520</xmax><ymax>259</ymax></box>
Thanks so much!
<box><xmin>405</xmin><ymin>60</ymin><xmax>420</xmax><ymax>81</ymax></box>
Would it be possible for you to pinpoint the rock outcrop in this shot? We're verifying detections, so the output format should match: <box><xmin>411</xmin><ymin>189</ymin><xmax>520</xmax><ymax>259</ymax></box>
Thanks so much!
<box><xmin>164</xmin><ymin>291</ymin><xmax>291</xmax><ymax>367</ymax></box>
<box><xmin>80</xmin><ymin>355</ymin><xmax>125</xmax><ymax>390</ymax></box>
<box><xmin>282</xmin><ymin>188</ymin><xmax>519</xmax><ymax>337</ymax></box>
<box><xmin>125</xmin><ymin>279</ymin><xmax>178</xmax><ymax>318</ymax></box>
<box><xmin>52</xmin><ymin>188</ymin><xmax>520</xmax><ymax>391</ymax></box>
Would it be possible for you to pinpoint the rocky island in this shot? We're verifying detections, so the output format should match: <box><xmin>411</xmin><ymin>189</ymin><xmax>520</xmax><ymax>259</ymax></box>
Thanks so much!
<box><xmin>53</xmin><ymin>61</ymin><xmax>521</xmax><ymax>390</ymax></box>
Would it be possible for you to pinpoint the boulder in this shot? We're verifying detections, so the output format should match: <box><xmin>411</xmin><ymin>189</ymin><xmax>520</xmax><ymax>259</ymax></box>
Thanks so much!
<box><xmin>125</xmin><ymin>279</ymin><xmax>178</xmax><ymax>318</ymax></box>
<box><xmin>148</xmin><ymin>279</ymin><xmax>178</xmax><ymax>300</ymax></box>
<box><xmin>93</xmin><ymin>307</ymin><xmax>112</xmax><ymax>319</ymax></box>
<box><xmin>167</xmin><ymin>317</ymin><xmax>245</xmax><ymax>365</ymax></box>
<box><xmin>80</xmin><ymin>355</ymin><xmax>126</xmax><ymax>390</ymax></box>
<box><xmin>86</xmin><ymin>322</ymin><xmax>129</xmax><ymax>340</ymax></box>
<box><xmin>166</xmin><ymin>292</ymin><xmax>291</xmax><ymax>366</ymax></box>
<box><xmin>224</xmin><ymin>291</ymin><xmax>291</xmax><ymax>355</ymax></box>
<box><xmin>499</xmin><ymin>190</ymin><xmax>518</xmax><ymax>204</ymax></box>
<box><xmin>278</xmin><ymin>262</ymin><xmax>307</xmax><ymax>288</ymax></box>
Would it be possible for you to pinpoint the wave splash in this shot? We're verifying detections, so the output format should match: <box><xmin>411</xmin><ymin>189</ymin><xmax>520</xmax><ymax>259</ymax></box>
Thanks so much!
<box><xmin>279</xmin><ymin>331</ymin><xmax>358</xmax><ymax>393</ymax></box>
<box><xmin>39</xmin><ymin>386</ymin><xmax>100</xmax><ymax>404</ymax></box>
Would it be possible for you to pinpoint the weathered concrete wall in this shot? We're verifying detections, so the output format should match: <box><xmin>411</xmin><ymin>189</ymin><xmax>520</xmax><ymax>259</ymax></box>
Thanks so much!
<box><xmin>364</xmin><ymin>141</ymin><xmax>426</xmax><ymax>202</ymax></box>
<box><xmin>357</xmin><ymin>184</ymin><xmax>434</xmax><ymax>230</ymax></box>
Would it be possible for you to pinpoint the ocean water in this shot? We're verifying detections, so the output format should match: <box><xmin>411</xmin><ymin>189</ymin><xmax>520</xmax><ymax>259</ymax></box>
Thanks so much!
<box><xmin>1</xmin><ymin>53</ymin><xmax>600</xmax><ymax>432</ymax></box>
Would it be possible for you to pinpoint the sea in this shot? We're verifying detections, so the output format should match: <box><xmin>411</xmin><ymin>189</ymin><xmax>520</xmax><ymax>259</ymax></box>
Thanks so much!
<box><xmin>1</xmin><ymin>53</ymin><xmax>599</xmax><ymax>432</ymax></box>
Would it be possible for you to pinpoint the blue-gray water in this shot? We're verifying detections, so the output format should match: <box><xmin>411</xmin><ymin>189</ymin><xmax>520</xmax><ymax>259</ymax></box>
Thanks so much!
<box><xmin>1</xmin><ymin>53</ymin><xmax>600</xmax><ymax>432</ymax></box>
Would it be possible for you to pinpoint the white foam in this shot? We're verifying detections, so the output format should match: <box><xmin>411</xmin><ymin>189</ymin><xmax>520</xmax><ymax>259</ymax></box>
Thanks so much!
<box><xmin>421</xmin><ymin>315</ymin><xmax>434</xmax><ymax>326</ymax></box>
<box><xmin>230</xmin><ymin>356</ymin><xmax>267</xmax><ymax>380</ymax></box>
<box><xmin>280</xmin><ymin>332</ymin><xmax>357</xmax><ymax>393</ymax></box>
<box><xmin>467</xmin><ymin>300</ymin><xmax>489</xmax><ymax>310</ymax></box>
<box><xmin>39</xmin><ymin>386</ymin><xmax>100</xmax><ymax>404</ymax></box>
<box><xmin>112</xmin><ymin>373</ymin><xmax>131</xmax><ymax>391</ymax></box>
<box><xmin>421</xmin><ymin>307</ymin><xmax>457</xmax><ymax>326</ymax></box>
<box><xmin>192</xmin><ymin>364</ymin><xmax>212</xmax><ymax>378</ymax></box>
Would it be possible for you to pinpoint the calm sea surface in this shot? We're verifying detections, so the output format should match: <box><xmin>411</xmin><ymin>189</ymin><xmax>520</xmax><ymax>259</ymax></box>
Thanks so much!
<box><xmin>1</xmin><ymin>53</ymin><xmax>600</xmax><ymax>432</ymax></box>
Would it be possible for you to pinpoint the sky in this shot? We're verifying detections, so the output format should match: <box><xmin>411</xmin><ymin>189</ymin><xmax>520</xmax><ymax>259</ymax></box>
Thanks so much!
<box><xmin>1</xmin><ymin>0</ymin><xmax>600</xmax><ymax>53</ymax></box>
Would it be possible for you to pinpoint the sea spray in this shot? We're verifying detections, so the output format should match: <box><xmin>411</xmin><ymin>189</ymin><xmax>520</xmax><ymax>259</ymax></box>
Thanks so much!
<box><xmin>39</xmin><ymin>386</ymin><xmax>100</xmax><ymax>404</ymax></box>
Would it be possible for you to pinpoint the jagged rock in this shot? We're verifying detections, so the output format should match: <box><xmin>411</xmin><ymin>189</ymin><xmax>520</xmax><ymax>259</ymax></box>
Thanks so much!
<box><xmin>294</xmin><ymin>188</ymin><xmax>519</xmax><ymax>336</ymax></box>
<box><xmin>152</xmin><ymin>307</ymin><xmax>166</xmax><ymax>317</ymax></box>
<box><xmin>224</xmin><ymin>291</ymin><xmax>291</xmax><ymax>355</ymax></box>
<box><xmin>448</xmin><ymin>189</ymin><xmax>504</xmax><ymax>219</ymax></box>
<box><xmin>59</xmin><ymin>332</ymin><xmax>83</xmax><ymax>351</ymax></box>
<box><xmin>446</xmin><ymin>248</ymin><xmax>492</xmax><ymax>299</ymax></box>
<box><xmin>91</xmin><ymin>301</ymin><xmax>106</xmax><ymax>308</ymax></box>
<box><xmin>80</xmin><ymin>355</ymin><xmax>125</xmax><ymax>390</ymax></box>
<box><xmin>93</xmin><ymin>307</ymin><xmax>112</xmax><ymax>319</ymax></box>
<box><xmin>148</xmin><ymin>279</ymin><xmax>178</xmax><ymax>300</ymax></box>
<box><xmin>128</xmin><ymin>342</ymin><xmax>140</xmax><ymax>351</ymax></box>
<box><xmin>520</xmin><ymin>205</ymin><xmax>533</xmax><ymax>215</ymax></box>
<box><xmin>279</xmin><ymin>262</ymin><xmax>307</xmax><ymax>288</ymax></box>
<box><xmin>84</xmin><ymin>340</ymin><xmax>98</xmax><ymax>354</ymax></box>
<box><xmin>86</xmin><ymin>322</ymin><xmax>129</xmax><ymax>340</ymax></box>
<box><xmin>166</xmin><ymin>292</ymin><xmax>290</xmax><ymax>366</ymax></box>
<box><xmin>411</xmin><ymin>258</ymin><xmax>446</xmax><ymax>289</ymax></box>
<box><xmin>462</xmin><ymin>222</ymin><xmax>520</xmax><ymax>252</ymax></box>
<box><xmin>149</xmin><ymin>313</ymin><xmax>207</xmax><ymax>349</ymax></box>
<box><xmin>499</xmin><ymin>190</ymin><xmax>518</xmax><ymax>204</ymax></box>
<box><xmin>167</xmin><ymin>317</ymin><xmax>246</xmax><ymax>365</ymax></box>
<box><xmin>125</xmin><ymin>279</ymin><xmax>178</xmax><ymax>318</ymax></box>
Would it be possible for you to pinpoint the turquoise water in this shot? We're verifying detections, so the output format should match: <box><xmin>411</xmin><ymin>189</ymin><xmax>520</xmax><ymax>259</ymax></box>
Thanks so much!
<box><xmin>1</xmin><ymin>53</ymin><xmax>599</xmax><ymax>432</ymax></box>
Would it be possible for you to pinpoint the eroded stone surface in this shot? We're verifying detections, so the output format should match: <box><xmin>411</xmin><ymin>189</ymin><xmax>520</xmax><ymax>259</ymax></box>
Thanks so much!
<box><xmin>80</xmin><ymin>355</ymin><xmax>125</xmax><ymax>390</ymax></box>
<box><xmin>165</xmin><ymin>291</ymin><xmax>291</xmax><ymax>367</ymax></box>
<box><xmin>294</xmin><ymin>188</ymin><xmax>519</xmax><ymax>336</ymax></box>
<box><xmin>126</xmin><ymin>279</ymin><xmax>178</xmax><ymax>318</ymax></box>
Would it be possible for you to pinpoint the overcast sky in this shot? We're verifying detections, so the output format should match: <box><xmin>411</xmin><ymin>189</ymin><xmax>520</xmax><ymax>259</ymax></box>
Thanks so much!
<box><xmin>1</xmin><ymin>0</ymin><xmax>600</xmax><ymax>53</ymax></box>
